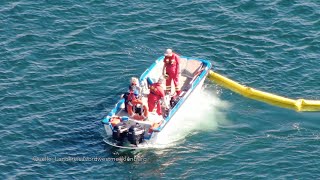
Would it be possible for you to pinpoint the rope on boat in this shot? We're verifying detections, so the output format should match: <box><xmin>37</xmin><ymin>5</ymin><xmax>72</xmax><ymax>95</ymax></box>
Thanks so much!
<box><xmin>207</xmin><ymin>70</ymin><xmax>320</xmax><ymax>112</ymax></box>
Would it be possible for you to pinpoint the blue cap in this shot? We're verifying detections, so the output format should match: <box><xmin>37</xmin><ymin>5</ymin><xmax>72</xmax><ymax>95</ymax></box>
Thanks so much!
<box><xmin>121</xmin><ymin>116</ymin><xmax>129</xmax><ymax>121</ymax></box>
<box><xmin>147</xmin><ymin>77</ymin><xmax>154</xmax><ymax>85</ymax></box>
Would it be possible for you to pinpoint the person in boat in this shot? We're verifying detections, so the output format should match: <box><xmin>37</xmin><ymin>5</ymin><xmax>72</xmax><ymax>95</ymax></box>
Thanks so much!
<box><xmin>162</xmin><ymin>48</ymin><xmax>181</xmax><ymax>96</ymax></box>
<box><xmin>148</xmin><ymin>76</ymin><xmax>169</xmax><ymax>116</ymax></box>
<box><xmin>125</xmin><ymin>77</ymin><xmax>149</xmax><ymax>120</ymax></box>
<box><xmin>123</xmin><ymin>77</ymin><xmax>141</xmax><ymax>112</ymax></box>
<box><xmin>123</xmin><ymin>86</ymin><xmax>139</xmax><ymax>112</ymax></box>
<box><xmin>129</xmin><ymin>77</ymin><xmax>141</xmax><ymax>95</ymax></box>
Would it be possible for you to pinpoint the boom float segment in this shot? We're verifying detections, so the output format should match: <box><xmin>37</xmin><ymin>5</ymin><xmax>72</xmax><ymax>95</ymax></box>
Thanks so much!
<box><xmin>208</xmin><ymin>70</ymin><xmax>320</xmax><ymax>112</ymax></box>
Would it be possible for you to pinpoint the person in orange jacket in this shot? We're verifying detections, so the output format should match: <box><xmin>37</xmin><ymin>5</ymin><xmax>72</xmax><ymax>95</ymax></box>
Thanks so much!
<box><xmin>162</xmin><ymin>49</ymin><xmax>181</xmax><ymax>96</ymax></box>
<box><xmin>148</xmin><ymin>76</ymin><xmax>169</xmax><ymax>116</ymax></box>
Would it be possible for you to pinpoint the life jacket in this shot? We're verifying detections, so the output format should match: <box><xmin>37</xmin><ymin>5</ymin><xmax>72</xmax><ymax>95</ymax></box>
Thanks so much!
<box><xmin>123</xmin><ymin>91</ymin><xmax>137</xmax><ymax>112</ymax></box>
<box><xmin>127</xmin><ymin>92</ymin><xmax>136</xmax><ymax>102</ymax></box>
<box><xmin>164</xmin><ymin>54</ymin><xmax>177</xmax><ymax>65</ymax></box>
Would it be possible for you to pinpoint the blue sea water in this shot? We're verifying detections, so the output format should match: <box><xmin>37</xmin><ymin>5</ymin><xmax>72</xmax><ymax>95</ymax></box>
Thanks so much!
<box><xmin>0</xmin><ymin>0</ymin><xmax>319</xmax><ymax>179</ymax></box>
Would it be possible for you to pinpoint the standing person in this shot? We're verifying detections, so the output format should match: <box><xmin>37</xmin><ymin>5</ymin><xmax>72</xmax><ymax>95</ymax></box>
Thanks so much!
<box><xmin>148</xmin><ymin>76</ymin><xmax>169</xmax><ymax>116</ymax></box>
<box><xmin>162</xmin><ymin>49</ymin><xmax>181</xmax><ymax>96</ymax></box>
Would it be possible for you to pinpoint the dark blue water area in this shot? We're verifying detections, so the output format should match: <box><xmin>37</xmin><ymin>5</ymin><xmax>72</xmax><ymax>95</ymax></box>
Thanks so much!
<box><xmin>0</xmin><ymin>0</ymin><xmax>319</xmax><ymax>179</ymax></box>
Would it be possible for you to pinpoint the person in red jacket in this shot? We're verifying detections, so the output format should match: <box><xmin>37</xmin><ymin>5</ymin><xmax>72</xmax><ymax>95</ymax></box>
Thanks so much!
<box><xmin>148</xmin><ymin>76</ymin><xmax>169</xmax><ymax>116</ymax></box>
<box><xmin>163</xmin><ymin>49</ymin><xmax>181</xmax><ymax>96</ymax></box>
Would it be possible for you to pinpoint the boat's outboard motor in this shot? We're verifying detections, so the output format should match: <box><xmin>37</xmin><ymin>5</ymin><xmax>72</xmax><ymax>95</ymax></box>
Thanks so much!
<box><xmin>112</xmin><ymin>122</ymin><xmax>128</xmax><ymax>142</ymax></box>
<box><xmin>128</xmin><ymin>124</ymin><xmax>145</xmax><ymax>145</ymax></box>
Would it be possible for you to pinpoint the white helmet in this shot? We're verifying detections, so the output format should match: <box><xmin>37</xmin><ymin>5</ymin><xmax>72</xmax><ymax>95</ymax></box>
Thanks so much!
<box><xmin>164</xmin><ymin>49</ymin><xmax>173</xmax><ymax>57</ymax></box>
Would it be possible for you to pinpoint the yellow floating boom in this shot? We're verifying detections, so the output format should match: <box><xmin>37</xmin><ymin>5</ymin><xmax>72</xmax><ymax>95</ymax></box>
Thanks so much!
<box><xmin>207</xmin><ymin>70</ymin><xmax>320</xmax><ymax>112</ymax></box>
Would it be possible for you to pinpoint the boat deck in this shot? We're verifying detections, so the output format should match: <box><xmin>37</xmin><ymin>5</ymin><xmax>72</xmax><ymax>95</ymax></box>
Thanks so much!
<box><xmin>115</xmin><ymin>58</ymin><xmax>203</xmax><ymax>123</ymax></box>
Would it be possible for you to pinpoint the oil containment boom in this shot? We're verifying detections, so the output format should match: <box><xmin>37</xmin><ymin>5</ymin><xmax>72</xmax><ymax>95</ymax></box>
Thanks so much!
<box><xmin>207</xmin><ymin>70</ymin><xmax>320</xmax><ymax>112</ymax></box>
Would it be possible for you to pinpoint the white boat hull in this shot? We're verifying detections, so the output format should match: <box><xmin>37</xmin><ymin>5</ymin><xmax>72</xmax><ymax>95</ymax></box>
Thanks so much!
<box><xmin>102</xmin><ymin>56</ymin><xmax>212</xmax><ymax>149</ymax></box>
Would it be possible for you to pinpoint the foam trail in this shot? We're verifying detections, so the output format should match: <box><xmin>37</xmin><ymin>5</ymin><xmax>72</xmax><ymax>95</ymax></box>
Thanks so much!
<box><xmin>154</xmin><ymin>87</ymin><xmax>231</xmax><ymax>147</ymax></box>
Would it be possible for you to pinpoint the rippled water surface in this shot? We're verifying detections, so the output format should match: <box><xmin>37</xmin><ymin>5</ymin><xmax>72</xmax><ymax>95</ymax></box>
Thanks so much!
<box><xmin>1</xmin><ymin>0</ymin><xmax>319</xmax><ymax>179</ymax></box>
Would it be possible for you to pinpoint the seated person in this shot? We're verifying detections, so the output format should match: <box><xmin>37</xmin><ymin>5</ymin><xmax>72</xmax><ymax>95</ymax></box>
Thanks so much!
<box><xmin>123</xmin><ymin>86</ymin><xmax>139</xmax><ymax>112</ymax></box>
<box><xmin>123</xmin><ymin>77</ymin><xmax>141</xmax><ymax>112</ymax></box>
<box><xmin>129</xmin><ymin>77</ymin><xmax>141</xmax><ymax>95</ymax></box>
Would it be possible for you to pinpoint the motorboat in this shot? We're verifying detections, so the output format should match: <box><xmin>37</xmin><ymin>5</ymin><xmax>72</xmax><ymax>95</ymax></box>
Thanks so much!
<box><xmin>102</xmin><ymin>56</ymin><xmax>212</xmax><ymax>149</ymax></box>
